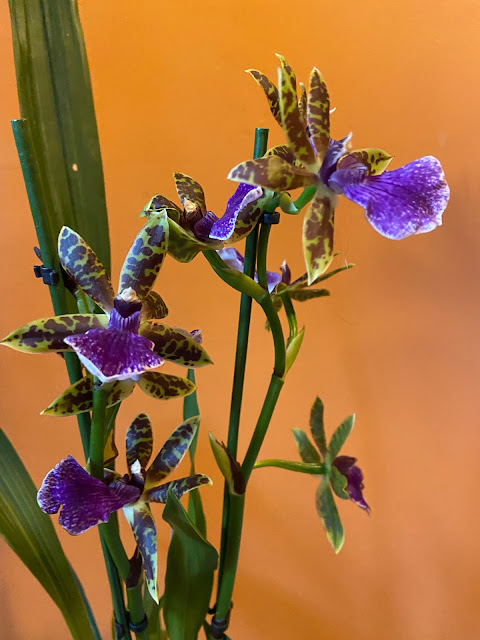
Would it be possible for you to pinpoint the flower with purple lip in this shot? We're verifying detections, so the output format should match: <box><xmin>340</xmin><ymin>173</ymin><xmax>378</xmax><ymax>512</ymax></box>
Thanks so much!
<box><xmin>293</xmin><ymin>397</ymin><xmax>369</xmax><ymax>552</ymax></box>
<box><xmin>37</xmin><ymin>413</ymin><xmax>211</xmax><ymax>602</ymax></box>
<box><xmin>142</xmin><ymin>172</ymin><xmax>268</xmax><ymax>263</ymax></box>
<box><xmin>228</xmin><ymin>55</ymin><xmax>450</xmax><ymax>283</ymax></box>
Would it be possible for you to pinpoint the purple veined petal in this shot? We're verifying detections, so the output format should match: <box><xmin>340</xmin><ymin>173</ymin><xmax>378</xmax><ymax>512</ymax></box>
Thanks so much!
<box><xmin>332</xmin><ymin>455</ymin><xmax>370</xmax><ymax>514</ymax></box>
<box><xmin>37</xmin><ymin>456</ymin><xmax>141</xmax><ymax>535</ymax></box>
<box><xmin>190</xmin><ymin>329</ymin><xmax>203</xmax><ymax>345</ymax></box>
<box><xmin>327</xmin><ymin>156</ymin><xmax>368</xmax><ymax>194</ymax></box>
<box><xmin>338</xmin><ymin>156</ymin><xmax>449</xmax><ymax>240</ymax></box>
<box><xmin>64</xmin><ymin>328</ymin><xmax>164</xmax><ymax>383</ymax></box>
<box><xmin>217</xmin><ymin>247</ymin><xmax>281</xmax><ymax>293</ymax></box>
<box><xmin>209</xmin><ymin>184</ymin><xmax>263</xmax><ymax>241</ymax></box>
<box><xmin>193</xmin><ymin>210</ymin><xmax>219</xmax><ymax>240</ymax></box>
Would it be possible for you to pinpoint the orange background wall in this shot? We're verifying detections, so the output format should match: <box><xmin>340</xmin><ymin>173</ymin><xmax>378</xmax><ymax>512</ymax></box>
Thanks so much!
<box><xmin>1</xmin><ymin>1</ymin><xmax>479</xmax><ymax>639</ymax></box>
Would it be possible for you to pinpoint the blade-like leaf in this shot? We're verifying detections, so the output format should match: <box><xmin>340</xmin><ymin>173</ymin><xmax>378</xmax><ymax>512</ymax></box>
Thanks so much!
<box><xmin>310</xmin><ymin>397</ymin><xmax>327</xmax><ymax>457</ymax></box>
<box><xmin>292</xmin><ymin>428</ymin><xmax>321</xmax><ymax>464</ymax></box>
<box><xmin>328</xmin><ymin>414</ymin><xmax>355</xmax><ymax>460</ymax></box>
<box><xmin>42</xmin><ymin>376</ymin><xmax>135</xmax><ymax>416</ymax></box>
<box><xmin>0</xmin><ymin>430</ymin><xmax>97</xmax><ymax>640</ymax></box>
<box><xmin>146</xmin><ymin>417</ymin><xmax>200</xmax><ymax>488</ymax></box>
<box><xmin>162</xmin><ymin>491</ymin><xmax>218</xmax><ymax>640</ymax></box>
<box><xmin>302</xmin><ymin>188</ymin><xmax>337</xmax><ymax>284</ymax></box>
<box><xmin>118</xmin><ymin>212</ymin><xmax>169</xmax><ymax>300</ymax></box>
<box><xmin>141</xmin><ymin>323</ymin><xmax>213</xmax><ymax>368</ymax></box>
<box><xmin>126</xmin><ymin>413</ymin><xmax>153</xmax><ymax>472</ymax></box>
<box><xmin>315</xmin><ymin>478</ymin><xmax>344</xmax><ymax>553</ymax></box>
<box><xmin>137</xmin><ymin>372</ymin><xmax>196</xmax><ymax>402</ymax></box>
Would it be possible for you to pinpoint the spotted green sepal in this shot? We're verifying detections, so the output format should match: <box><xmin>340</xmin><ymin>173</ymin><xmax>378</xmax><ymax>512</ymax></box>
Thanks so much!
<box><xmin>173</xmin><ymin>173</ymin><xmax>206</xmax><ymax>212</ymax></box>
<box><xmin>104</xmin><ymin>429</ymin><xmax>118</xmax><ymax>465</ymax></box>
<box><xmin>328</xmin><ymin>414</ymin><xmax>355</xmax><ymax>461</ymax></box>
<box><xmin>146</xmin><ymin>416</ymin><xmax>199</xmax><ymax>489</ymax></box>
<box><xmin>58</xmin><ymin>227</ymin><xmax>115</xmax><ymax>312</ymax></box>
<box><xmin>289</xmin><ymin>288</ymin><xmax>330</xmax><ymax>302</ymax></box>
<box><xmin>228</xmin><ymin>156</ymin><xmax>316</xmax><ymax>192</ymax></box>
<box><xmin>278</xmin><ymin>66</ymin><xmax>318</xmax><ymax>171</ymax></box>
<box><xmin>167</xmin><ymin>218</ymin><xmax>220</xmax><ymax>263</ymax></box>
<box><xmin>123</xmin><ymin>503</ymin><xmax>158</xmax><ymax>602</ymax></box>
<box><xmin>142</xmin><ymin>193</ymin><xmax>182</xmax><ymax>219</ymax></box>
<box><xmin>141</xmin><ymin>323</ymin><xmax>213</xmax><ymax>368</ymax></box>
<box><xmin>41</xmin><ymin>376</ymin><xmax>135</xmax><ymax>416</ymax></box>
<box><xmin>208</xmin><ymin>434</ymin><xmax>246</xmax><ymax>496</ymax></box>
<box><xmin>118</xmin><ymin>211</ymin><xmax>169</xmax><ymax>300</ymax></box>
<box><xmin>137</xmin><ymin>372</ymin><xmax>196</xmax><ymax>402</ymax></box>
<box><xmin>339</xmin><ymin>148</ymin><xmax>393</xmax><ymax>176</ymax></box>
<box><xmin>142</xmin><ymin>291</ymin><xmax>168</xmax><ymax>320</ymax></box>
<box><xmin>315</xmin><ymin>478</ymin><xmax>344</xmax><ymax>553</ymax></box>
<box><xmin>285</xmin><ymin>326</ymin><xmax>305</xmax><ymax>375</ymax></box>
<box><xmin>246</xmin><ymin>69</ymin><xmax>281</xmax><ymax>125</ymax></box>
<box><xmin>1</xmin><ymin>314</ymin><xmax>106</xmax><ymax>353</ymax></box>
<box><xmin>310</xmin><ymin>397</ymin><xmax>327</xmax><ymax>457</ymax></box>
<box><xmin>145</xmin><ymin>474</ymin><xmax>212</xmax><ymax>503</ymax></box>
<box><xmin>276</xmin><ymin>53</ymin><xmax>297</xmax><ymax>92</ymax></box>
<box><xmin>303</xmin><ymin>188</ymin><xmax>337</xmax><ymax>284</ymax></box>
<box><xmin>298</xmin><ymin>82</ymin><xmax>307</xmax><ymax>127</ymax></box>
<box><xmin>307</xmin><ymin>68</ymin><xmax>330</xmax><ymax>162</ymax></box>
<box><xmin>292</xmin><ymin>428</ymin><xmax>321</xmax><ymax>464</ymax></box>
<box><xmin>330</xmin><ymin>466</ymin><xmax>349</xmax><ymax>500</ymax></box>
<box><xmin>226</xmin><ymin>191</ymin><xmax>270</xmax><ymax>244</ymax></box>
<box><xmin>126</xmin><ymin>413</ymin><xmax>153</xmax><ymax>472</ymax></box>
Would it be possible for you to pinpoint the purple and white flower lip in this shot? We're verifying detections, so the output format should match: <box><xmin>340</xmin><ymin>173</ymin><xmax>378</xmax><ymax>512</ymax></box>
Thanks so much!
<box><xmin>64</xmin><ymin>288</ymin><xmax>164</xmax><ymax>384</ymax></box>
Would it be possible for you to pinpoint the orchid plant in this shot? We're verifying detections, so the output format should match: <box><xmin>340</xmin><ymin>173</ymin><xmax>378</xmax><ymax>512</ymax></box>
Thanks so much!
<box><xmin>2</xmin><ymin>5</ymin><xmax>449</xmax><ymax>640</ymax></box>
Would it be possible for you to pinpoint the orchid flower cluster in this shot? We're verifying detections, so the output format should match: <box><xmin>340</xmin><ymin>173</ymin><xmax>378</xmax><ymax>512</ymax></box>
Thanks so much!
<box><xmin>2</xmin><ymin>54</ymin><xmax>449</xmax><ymax>640</ymax></box>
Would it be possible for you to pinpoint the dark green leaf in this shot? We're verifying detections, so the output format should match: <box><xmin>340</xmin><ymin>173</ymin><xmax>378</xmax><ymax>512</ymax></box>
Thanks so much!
<box><xmin>0</xmin><ymin>430</ymin><xmax>97</xmax><ymax>640</ymax></box>
<box><xmin>162</xmin><ymin>491</ymin><xmax>218</xmax><ymax>640</ymax></box>
<box><xmin>310</xmin><ymin>397</ymin><xmax>327</xmax><ymax>456</ymax></box>
<box><xmin>292</xmin><ymin>429</ymin><xmax>321</xmax><ymax>464</ymax></box>
<box><xmin>328</xmin><ymin>414</ymin><xmax>355</xmax><ymax>460</ymax></box>
<box><xmin>315</xmin><ymin>479</ymin><xmax>344</xmax><ymax>553</ymax></box>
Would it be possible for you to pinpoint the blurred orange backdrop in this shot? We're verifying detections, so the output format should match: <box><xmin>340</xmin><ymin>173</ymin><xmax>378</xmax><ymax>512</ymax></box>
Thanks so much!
<box><xmin>1</xmin><ymin>1</ymin><xmax>479</xmax><ymax>639</ymax></box>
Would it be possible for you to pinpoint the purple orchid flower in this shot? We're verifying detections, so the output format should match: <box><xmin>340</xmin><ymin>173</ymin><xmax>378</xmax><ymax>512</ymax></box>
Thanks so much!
<box><xmin>37</xmin><ymin>414</ymin><xmax>211</xmax><ymax>601</ymax></box>
<box><xmin>228</xmin><ymin>55</ymin><xmax>450</xmax><ymax>283</ymax></box>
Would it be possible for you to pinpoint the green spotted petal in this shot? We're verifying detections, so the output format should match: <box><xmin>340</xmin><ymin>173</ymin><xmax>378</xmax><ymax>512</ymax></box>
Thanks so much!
<box><xmin>246</xmin><ymin>68</ymin><xmax>281</xmax><ymax>126</ymax></box>
<box><xmin>118</xmin><ymin>211</ymin><xmax>169</xmax><ymax>300</ymax></box>
<box><xmin>226</xmin><ymin>191</ymin><xmax>270</xmax><ymax>245</ymax></box>
<box><xmin>141</xmin><ymin>291</ymin><xmax>168</xmax><ymax>321</ymax></box>
<box><xmin>142</xmin><ymin>193</ymin><xmax>182</xmax><ymax>219</ymax></box>
<box><xmin>298</xmin><ymin>82</ymin><xmax>307</xmax><ymax>127</ymax></box>
<box><xmin>303</xmin><ymin>188</ymin><xmax>337</xmax><ymax>284</ymax></box>
<box><xmin>137</xmin><ymin>372</ymin><xmax>196</xmax><ymax>401</ymax></box>
<box><xmin>265</xmin><ymin>144</ymin><xmax>298</xmax><ymax>164</ymax></box>
<box><xmin>278</xmin><ymin>66</ymin><xmax>318</xmax><ymax>171</ymax></box>
<box><xmin>289</xmin><ymin>288</ymin><xmax>330</xmax><ymax>302</ymax></box>
<box><xmin>340</xmin><ymin>148</ymin><xmax>393</xmax><ymax>176</ymax></box>
<box><xmin>1</xmin><ymin>314</ymin><xmax>106</xmax><ymax>353</ymax></box>
<box><xmin>123</xmin><ymin>503</ymin><xmax>158</xmax><ymax>603</ymax></box>
<box><xmin>307</xmin><ymin>68</ymin><xmax>330</xmax><ymax>162</ymax></box>
<box><xmin>104</xmin><ymin>429</ymin><xmax>119</xmax><ymax>465</ymax></box>
<box><xmin>126</xmin><ymin>413</ymin><xmax>153</xmax><ymax>472</ymax></box>
<box><xmin>228</xmin><ymin>156</ymin><xmax>317</xmax><ymax>192</ymax></box>
<box><xmin>58</xmin><ymin>227</ymin><xmax>115</xmax><ymax>312</ymax></box>
<box><xmin>42</xmin><ymin>376</ymin><xmax>135</xmax><ymax>416</ymax></box>
<box><xmin>292</xmin><ymin>428</ymin><xmax>321</xmax><ymax>464</ymax></box>
<box><xmin>167</xmin><ymin>218</ymin><xmax>220</xmax><ymax>263</ymax></box>
<box><xmin>146</xmin><ymin>416</ymin><xmax>200</xmax><ymax>488</ymax></box>
<box><xmin>144</xmin><ymin>474</ymin><xmax>212</xmax><ymax>503</ymax></box>
<box><xmin>140</xmin><ymin>323</ymin><xmax>213</xmax><ymax>368</ymax></box>
<box><xmin>173</xmin><ymin>172</ymin><xmax>206</xmax><ymax>212</ymax></box>
<box><xmin>276</xmin><ymin>53</ymin><xmax>297</xmax><ymax>92</ymax></box>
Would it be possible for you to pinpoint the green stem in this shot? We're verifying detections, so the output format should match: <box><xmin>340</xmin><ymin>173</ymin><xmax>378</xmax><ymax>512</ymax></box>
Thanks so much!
<box><xmin>293</xmin><ymin>185</ymin><xmax>316</xmax><ymax>211</ymax></box>
<box><xmin>99</xmin><ymin>533</ymin><xmax>132</xmax><ymax>640</ymax></box>
<box><xmin>257</xmin><ymin>293</ymin><xmax>286</xmax><ymax>378</ymax></box>
<box><xmin>89</xmin><ymin>383</ymin><xmax>108</xmax><ymax>480</ymax></box>
<box><xmin>254</xmin><ymin>459</ymin><xmax>325</xmax><ymax>474</ymax></box>
<box><xmin>281</xmin><ymin>292</ymin><xmax>297</xmax><ymax>341</ymax></box>
<box><xmin>256</xmin><ymin>224</ymin><xmax>271</xmax><ymax>290</ymax></box>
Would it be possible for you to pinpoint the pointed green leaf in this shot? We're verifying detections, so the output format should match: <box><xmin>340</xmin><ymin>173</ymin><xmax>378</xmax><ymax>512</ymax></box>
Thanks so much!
<box><xmin>126</xmin><ymin>413</ymin><xmax>153</xmax><ymax>471</ymax></box>
<box><xmin>303</xmin><ymin>188</ymin><xmax>337</xmax><ymax>284</ymax></box>
<box><xmin>146</xmin><ymin>417</ymin><xmax>199</xmax><ymax>488</ymax></box>
<box><xmin>330</xmin><ymin>466</ymin><xmax>349</xmax><ymax>500</ymax></box>
<box><xmin>58</xmin><ymin>227</ymin><xmax>114</xmax><ymax>312</ymax></box>
<box><xmin>246</xmin><ymin>68</ymin><xmax>281</xmax><ymax>126</ymax></box>
<box><xmin>0</xmin><ymin>430</ymin><xmax>97</xmax><ymax>640</ymax></box>
<box><xmin>173</xmin><ymin>173</ymin><xmax>206</xmax><ymax>212</ymax></box>
<box><xmin>118</xmin><ymin>211</ymin><xmax>169</xmax><ymax>300</ymax></box>
<box><xmin>137</xmin><ymin>372</ymin><xmax>196</xmax><ymax>402</ymax></box>
<box><xmin>142</xmin><ymin>291</ymin><xmax>169</xmax><ymax>320</ymax></box>
<box><xmin>310</xmin><ymin>397</ymin><xmax>327</xmax><ymax>457</ymax></box>
<box><xmin>42</xmin><ymin>376</ymin><xmax>134</xmax><ymax>416</ymax></box>
<box><xmin>285</xmin><ymin>326</ymin><xmax>305</xmax><ymax>375</ymax></box>
<box><xmin>162</xmin><ymin>491</ymin><xmax>218</xmax><ymax>640</ymax></box>
<box><xmin>292</xmin><ymin>428</ymin><xmax>321</xmax><ymax>464</ymax></box>
<box><xmin>341</xmin><ymin>148</ymin><xmax>393</xmax><ymax>176</ymax></box>
<box><xmin>307</xmin><ymin>68</ymin><xmax>330</xmax><ymax>162</ymax></box>
<box><xmin>141</xmin><ymin>323</ymin><xmax>214</xmax><ymax>368</ymax></box>
<box><xmin>228</xmin><ymin>156</ymin><xmax>316</xmax><ymax>192</ymax></box>
<box><xmin>328</xmin><ymin>414</ymin><xmax>355</xmax><ymax>460</ymax></box>
<box><xmin>208</xmin><ymin>434</ymin><xmax>246</xmax><ymax>495</ymax></box>
<box><xmin>315</xmin><ymin>479</ymin><xmax>344</xmax><ymax>553</ymax></box>
<box><xmin>145</xmin><ymin>474</ymin><xmax>212</xmax><ymax>503</ymax></box>
<box><xmin>289</xmin><ymin>288</ymin><xmax>330</xmax><ymax>302</ymax></box>
<box><xmin>167</xmin><ymin>218</ymin><xmax>219</xmax><ymax>263</ymax></box>
<box><xmin>278</xmin><ymin>65</ymin><xmax>318</xmax><ymax>171</ymax></box>
<box><xmin>1</xmin><ymin>313</ymin><xmax>106</xmax><ymax>353</ymax></box>
<box><xmin>123</xmin><ymin>503</ymin><xmax>158</xmax><ymax>603</ymax></box>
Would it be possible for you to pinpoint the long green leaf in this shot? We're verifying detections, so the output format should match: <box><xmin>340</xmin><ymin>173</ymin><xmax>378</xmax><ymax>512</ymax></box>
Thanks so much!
<box><xmin>162</xmin><ymin>491</ymin><xmax>218</xmax><ymax>640</ymax></box>
<box><xmin>0</xmin><ymin>430</ymin><xmax>97</xmax><ymax>640</ymax></box>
